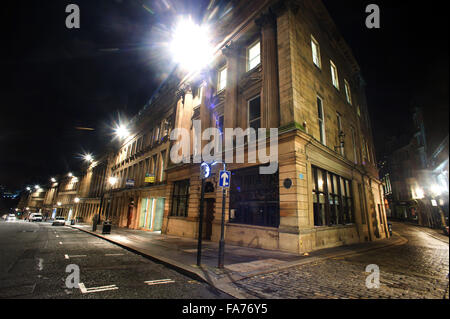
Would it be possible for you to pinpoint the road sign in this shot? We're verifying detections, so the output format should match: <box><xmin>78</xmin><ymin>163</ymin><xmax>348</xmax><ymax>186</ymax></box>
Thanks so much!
<box><xmin>200</xmin><ymin>162</ymin><xmax>211</xmax><ymax>179</ymax></box>
<box><xmin>145</xmin><ymin>173</ymin><xmax>155</xmax><ymax>183</ymax></box>
<box><xmin>219</xmin><ymin>170</ymin><xmax>231</xmax><ymax>188</ymax></box>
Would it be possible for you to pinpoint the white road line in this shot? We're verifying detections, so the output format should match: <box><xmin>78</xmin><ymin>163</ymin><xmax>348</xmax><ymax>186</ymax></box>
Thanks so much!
<box><xmin>105</xmin><ymin>253</ymin><xmax>124</xmax><ymax>256</ymax></box>
<box><xmin>69</xmin><ymin>255</ymin><xmax>87</xmax><ymax>258</ymax></box>
<box><xmin>78</xmin><ymin>283</ymin><xmax>118</xmax><ymax>294</ymax></box>
<box><xmin>144</xmin><ymin>279</ymin><xmax>175</xmax><ymax>286</ymax></box>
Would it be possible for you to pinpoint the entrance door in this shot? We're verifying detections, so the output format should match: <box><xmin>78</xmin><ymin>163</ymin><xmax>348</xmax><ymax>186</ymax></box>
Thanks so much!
<box><xmin>205</xmin><ymin>199</ymin><xmax>215</xmax><ymax>240</ymax></box>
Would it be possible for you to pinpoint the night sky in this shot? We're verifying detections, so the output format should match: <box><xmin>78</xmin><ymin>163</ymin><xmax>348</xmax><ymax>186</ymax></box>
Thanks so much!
<box><xmin>0</xmin><ymin>0</ymin><xmax>448</xmax><ymax>191</ymax></box>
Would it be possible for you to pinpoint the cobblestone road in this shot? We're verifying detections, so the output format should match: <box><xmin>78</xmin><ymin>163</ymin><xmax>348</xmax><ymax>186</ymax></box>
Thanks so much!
<box><xmin>236</xmin><ymin>222</ymin><xmax>449</xmax><ymax>299</ymax></box>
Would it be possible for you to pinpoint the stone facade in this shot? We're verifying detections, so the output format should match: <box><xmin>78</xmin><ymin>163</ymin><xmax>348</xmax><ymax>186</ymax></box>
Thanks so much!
<box><xmin>19</xmin><ymin>0</ymin><xmax>389</xmax><ymax>254</ymax></box>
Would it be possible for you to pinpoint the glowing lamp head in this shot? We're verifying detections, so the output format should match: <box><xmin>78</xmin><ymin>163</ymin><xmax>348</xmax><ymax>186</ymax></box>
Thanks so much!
<box><xmin>74</xmin><ymin>197</ymin><xmax>80</xmax><ymax>203</ymax></box>
<box><xmin>34</xmin><ymin>185</ymin><xmax>40</xmax><ymax>190</ymax></box>
<box><xmin>430</xmin><ymin>184</ymin><xmax>443</xmax><ymax>196</ymax></box>
<box><xmin>68</xmin><ymin>172</ymin><xmax>73</xmax><ymax>177</ymax></box>
<box><xmin>51</xmin><ymin>178</ymin><xmax>56</xmax><ymax>183</ymax></box>
<box><xmin>114</xmin><ymin>125</ymin><xmax>130</xmax><ymax>139</ymax></box>
<box><xmin>170</xmin><ymin>17</ymin><xmax>213</xmax><ymax>73</ymax></box>
<box><xmin>109</xmin><ymin>177</ymin><xmax>118</xmax><ymax>186</ymax></box>
<box><xmin>26</xmin><ymin>187</ymin><xmax>31</xmax><ymax>191</ymax></box>
<box><xmin>84</xmin><ymin>154</ymin><xmax>94</xmax><ymax>163</ymax></box>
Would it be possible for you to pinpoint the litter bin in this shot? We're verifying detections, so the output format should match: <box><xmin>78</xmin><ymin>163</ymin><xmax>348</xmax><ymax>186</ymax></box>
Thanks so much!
<box><xmin>102</xmin><ymin>221</ymin><xmax>112</xmax><ymax>235</ymax></box>
<box><xmin>70</xmin><ymin>219</ymin><xmax>75</xmax><ymax>225</ymax></box>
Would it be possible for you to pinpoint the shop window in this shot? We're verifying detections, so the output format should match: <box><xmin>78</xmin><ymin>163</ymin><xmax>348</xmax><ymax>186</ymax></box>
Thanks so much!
<box><xmin>170</xmin><ymin>179</ymin><xmax>190</xmax><ymax>217</ymax></box>
<box><xmin>229</xmin><ymin>166</ymin><xmax>279</xmax><ymax>227</ymax></box>
<box><xmin>312</xmin><ymin>166</ymin><xmax>354</xmax><ymax>227</ymax></box>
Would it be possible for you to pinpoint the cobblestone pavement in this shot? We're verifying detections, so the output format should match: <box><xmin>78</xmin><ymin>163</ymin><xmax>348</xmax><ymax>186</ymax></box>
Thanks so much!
<box><xmin>236</xmin><ymin>222</ymin><xmax>449</xmax><ymax>299</ymax></box>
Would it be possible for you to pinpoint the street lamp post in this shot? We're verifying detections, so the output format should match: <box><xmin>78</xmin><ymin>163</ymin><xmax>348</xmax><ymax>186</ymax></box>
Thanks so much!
<box><xmin>197</xmin><ymin>162</ymin><xmax>210</xmax><ymax>266</ymax></box>
<box><xmin>218</xmin><ymin>163</ymin><xmax>227</xmax><ymax>269</ymax></box>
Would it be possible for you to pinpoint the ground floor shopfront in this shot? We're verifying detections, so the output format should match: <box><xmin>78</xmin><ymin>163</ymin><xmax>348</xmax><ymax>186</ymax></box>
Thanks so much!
<box><xmin>161</xmin><ymin>130</ymin><xmax>389</xmax><ymax>254</ymax></box>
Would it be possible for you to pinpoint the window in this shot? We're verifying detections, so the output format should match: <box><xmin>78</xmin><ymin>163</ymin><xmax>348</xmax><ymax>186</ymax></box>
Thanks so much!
<box><xmin>330</xmin><ymin>60</ymin><xmax>339</xmax><ymax>89</ymax></box>
<box><xmin>337</xmin><ymin>113</ymin><xmax>344</xmax><ymax>156</ymax></box>
<box><xmin>311</xmin><ymin>36</ymin><xmax>321</xmax><ymax>68</ymax></box>
<box><xmin>248</xmin><ymin>96</ymin><xmax>261</xmax><ymax>130</ymax></box>
<box><xmin>247</xmin><ymin>41</ymin><xmax>260</xmax><ymax>71</ymax></box>
<box><xmin>312</xmin><ymin>166</ymin><xmax>354</xmax><ymax>227</ymax></box>
<box><xmin>317</xmin><ymin>97</ymin><xmax>326</xmax><ymax>145</ymax></box>
<box><xmin>217</xmin><ymin>114</ymin><xmax>224</xmax><ymax>135</ymax></box>
<box><xmin>344</xmin><ymin>80</ymin><xmax>352</xmax><ymax>104</ymax></box>
<box><xmin>217</xmin><ymin>67</ymin><xmax>227</xmax><ymax>92</ymax></box>
<box><xmin>229</xmin><ymin>166</ymin><xmax>279</xmax><ymax>227</ymax></box>
<box><xmin>170</xmin><ymin>179</ymin><xmax>190</xmax><ymax>217</ymax></box>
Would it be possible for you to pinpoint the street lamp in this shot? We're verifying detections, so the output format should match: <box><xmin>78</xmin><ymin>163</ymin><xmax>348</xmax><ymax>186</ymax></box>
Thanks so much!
<box><xmin>84</xmin><ymin>154</ymin><xmax>94</xmax><ymax>163</ymax></box>
<box><xmin>51</xmin><ymin>178</ymin><xmax>56</xmax><ymax>183</ymax></box>
<box><xmin>34</xmin><ymin>185</ymin><xmax>40</xmax><ymax>190</ymax></box>
<box><xmin>114</xmin><ymin>125</ymin><xmax>130</xmax><ymax>140</ymax></box>
<box><xmin>26</xmin><ymin>187</ymin><xmax>31</xmax><ymax>191</ymax></box>
<box><xmin>68</xmin><ymin>172</ymin><xmax>73</xmax><ymax>177</ymax></box>
<box><xmin>170</xmin><ymin>17</ymin><xmax>213</xmax><ymax>73</ymax></box>
<box><xmin>74</xmin><ymin>197</ymin><xmax>80</xmax><ymax>203</ymax></box>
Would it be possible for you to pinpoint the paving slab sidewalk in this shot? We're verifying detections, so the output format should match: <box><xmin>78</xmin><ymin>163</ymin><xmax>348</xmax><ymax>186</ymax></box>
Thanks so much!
<box><xmin>70</xmin><ymin>223</ymin><xmax>406</xmax><ymax>298</ymax></box>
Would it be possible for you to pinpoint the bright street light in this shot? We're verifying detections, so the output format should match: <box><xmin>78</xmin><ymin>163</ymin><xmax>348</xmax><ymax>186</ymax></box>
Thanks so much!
<box><xmin>26</xmin><ymin>187</ymin><xmax>31</xmax><ymax>191</ymax></box>
<box><xmin>34</xmin><ymin>185</ymin><xmax>40</xmax><ymax>190</ymax></box>
<box><xmin>51</xmin><ymin>177</ymin><xmax>56</xmax><ymax>183</ymax></box>
<box><xmin>430</xmin><ymin>184</ymin><xmax>443</xmax><ymax>196</ymax></box>
<box><xmin>84</xmin><ymin>154</ymin><xmax>94</xmax><ymax>163</ymax></box>
<box><xmin>74</xmin><ymin>197</ymin><xmax>80</xmax><ymax>203</ymax></box>
<box><xmin>170</xmin><ymin>17</ymin><xmax>213</xmax><ymax>73</ymax></box>
<box><xmin>109</xmin><ymin>177</ymin><xmax>118</xmax><ymax>186</ymax></box>
<box><xmin>68</xmin><ymin>172</ymin><xmax>73</xmax><ymax>177</ymax></box>
<box><xmin>114</xmin><ymin>125</ymin><xmax>130</xmax><ymax>139</ymax></box>
<box><xmin>57</xmin><ymin>202</ymin><xmax>62</xmax><ymax>206</ymax></box>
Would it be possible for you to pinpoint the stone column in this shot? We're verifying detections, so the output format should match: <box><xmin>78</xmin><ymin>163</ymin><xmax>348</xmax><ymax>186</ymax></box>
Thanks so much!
<box><xmin>222</xmin><ymin>42</ymin><xmax>239</xmax><ymax>130</ymax></box>
<box><xmin>256</xmin><ymin>11</ymin><xmax>280</xmax><ymax>129</ymax></box>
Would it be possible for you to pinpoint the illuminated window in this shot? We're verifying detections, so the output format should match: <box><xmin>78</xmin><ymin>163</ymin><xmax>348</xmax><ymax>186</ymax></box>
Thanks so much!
<box><xmin>344</xmin><ymin>80</ymin><xmax>352</xmax><ymax>104</ymax></box>
<box><xmin>247</xmin><ymin>41</ymin><xmax>260</xmax><ymax>71</ymax></box>
<box><xmin>217</xmin><ymin>67</ymin><xmax>227</xmax><ymax>92</ymax></box>
<box><xmin>311</xmin><ymin>36</ymin><xmax>321</xmax><ymax>68</ymax></box>
<box><xmin>248</xmin><ymin>96</ymin><xmax>261</xmax><ymax>130</ymax></box>
<box><xmin>317</xmin><ymin>96</ymin><xmax>326</xmax><ymax>145</ymax></box>
<box><xmin>330</xmin><ymin>60</ymin><xmax>339</xmax><ymax>89</ymax></box>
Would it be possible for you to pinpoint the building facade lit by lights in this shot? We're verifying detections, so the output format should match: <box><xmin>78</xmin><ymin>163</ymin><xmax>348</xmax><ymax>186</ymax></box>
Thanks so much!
<box><xmin>19</xmin><ymin>0</ymin><xmax>390</xmax><ymax>253</ymax></box>
<box><xmin>76</xmin><ymin>0</ymin><xmax>388</xmax><ymax>253</ymax></box>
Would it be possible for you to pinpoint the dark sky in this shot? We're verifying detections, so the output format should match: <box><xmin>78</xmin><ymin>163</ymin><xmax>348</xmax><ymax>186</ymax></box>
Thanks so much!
<box><xmin>0</xmin><ymin>0</ymin><xmax>448</xmax><ymax>190</ymax></box>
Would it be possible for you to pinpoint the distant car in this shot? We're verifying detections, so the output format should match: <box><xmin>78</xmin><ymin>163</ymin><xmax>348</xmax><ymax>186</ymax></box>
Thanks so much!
<box><xmin>6</xmin><ymin>214</ymin><xmax>17</xmax><ymax>222</ymax></box>
<box><xmin>29</xmin><ymin>213</ymin><xmax>43</xmax><ymax>222</ymax></box>
<box><xmin>52</xmin><ymin>217</ymin><xmax>66</xmax><ymax>226</ymax></box>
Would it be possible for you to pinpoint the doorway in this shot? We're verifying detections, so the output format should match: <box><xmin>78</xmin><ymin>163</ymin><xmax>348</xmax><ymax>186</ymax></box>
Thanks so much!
<box><xmin>205</xmin><ymin>199</ymin><xmax>215</xmax><ymax>240</ymax></box>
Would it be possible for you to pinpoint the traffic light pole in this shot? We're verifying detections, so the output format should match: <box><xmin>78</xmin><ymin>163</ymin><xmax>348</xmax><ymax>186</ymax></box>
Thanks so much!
<box><xmin>197</xmin><ymin>177</ymin><xmax>206</xmax><ymax>266</ymax></box>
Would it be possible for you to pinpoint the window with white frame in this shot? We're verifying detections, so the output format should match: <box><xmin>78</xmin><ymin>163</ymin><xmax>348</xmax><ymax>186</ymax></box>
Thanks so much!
<box><xmin>317</xmin><ymin>96</ymin><xmax>326</xmax><ymax>145</ymax></box>
<box><xmin>247</xmin><ymin>41</ymin><xmax>260</xmax><ymax>71</ymax></box>
<box><xmin>344</xmin><ymin>80</ymin><xmax>352</xmax><ymax>104</ymax></box>
<box><xmin>248</xmin><ymin>96</ymin><xmax>261</xmax><ymax>130</ymax></box>
<box><xmin>330</xmin><ymin>60</ymin><xmax>339</xmax><ymax>89</ymax></box>
<box><xmin>217</xmin><ymin>67</ymin><xmax>227</xmax><ymax>92</ymax></box>
<box><xmin>311</xmin><ymin>36</ymin><xmax>321</xmax><ymax>68</ymax></box>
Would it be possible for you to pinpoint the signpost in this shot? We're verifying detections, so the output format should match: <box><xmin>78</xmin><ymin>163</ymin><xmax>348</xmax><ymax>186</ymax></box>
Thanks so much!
<box><xmin>218</xmin><ymin>166</ymin><xmax>230</xmax><ymax>268</ymax></box>
<box><xmin>145</xmin><ymin>173</ymin><xmax>155</xmax><ymax>183</ymax></box>
<box><xmin>197</xmin><ymin>162</ymin><xmax>210</xmax><ymax>266</ymax></box>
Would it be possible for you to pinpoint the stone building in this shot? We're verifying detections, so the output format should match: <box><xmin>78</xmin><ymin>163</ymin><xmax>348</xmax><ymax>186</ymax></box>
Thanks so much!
<box><xmin>73</xmin><ymin>0</ymin><xmax>389</xmax><ymax>254</ymax></box>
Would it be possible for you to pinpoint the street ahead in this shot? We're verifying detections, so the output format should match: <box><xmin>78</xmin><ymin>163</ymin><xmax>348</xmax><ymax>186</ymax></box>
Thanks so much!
<box><xmin>0</xmin><ymin>220</ymin><xmax>229</xmax><ymax>299</ymax></box>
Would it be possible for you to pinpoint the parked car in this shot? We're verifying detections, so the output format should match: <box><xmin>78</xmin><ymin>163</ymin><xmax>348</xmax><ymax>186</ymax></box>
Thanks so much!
<box><xmin>29</xmin><ymin>213</ymin><xmax>43</xmax><ymax>222</ymax></box>
<box><xmin>6</xmin><ymin>214</ymin><xmax>17</xmax><ymax>222</ymax></box>
<box><xmin>52</xmin><ymin>217</ymin><xmax>66</xmax><ymax>226</ymax></box>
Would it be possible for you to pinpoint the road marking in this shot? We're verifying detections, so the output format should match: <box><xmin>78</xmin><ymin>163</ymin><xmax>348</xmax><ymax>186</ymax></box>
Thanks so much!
<box><xmin>78</xmin><ymin>283</ymin><xmax>118</xmax><ymax>294</ymax></box>
<box><xmin>144</xmin><ymin>279</ymin><xmax>175</xmax><ymax>286</ymax></box>
<box><xmin>105</xmin><ymin>253</ymin><xmax>124</xmax><ymax>256</ymax></box>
